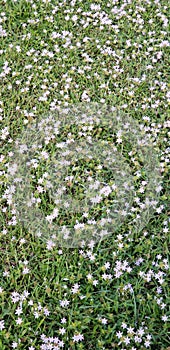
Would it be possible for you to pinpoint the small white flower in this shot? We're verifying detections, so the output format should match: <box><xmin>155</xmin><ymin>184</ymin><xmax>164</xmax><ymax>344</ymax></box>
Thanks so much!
<box><xmin>61</xmin><ymin>317</ymin><xmax>66</xmax><ymax>324</ymax></box>
<box><xmin>0</xmin><ymin>320</ymin><xmax>5</xmax><ymax>330</ymax></box>
<box><xmin>101</xmin><ymin>318</ymin><xmax>108</xmax><ymax>325</ymax></box>
<box><xmin>72</xmin><ymin>333</ymin><xmax>84</xmax><ymax>342</ymax></box>
<box><xmin>59</xmin><ymin>300</ymin><xmax>70</xmax><ymax>308</ymax></box>
<box><xmin>116</xmin><ymin>331</ymin><xmax>123</xmax><ymax>339</ymax></box>
<box><xmin>23</xmin><ymin>267</ymin><xmax>29</xmax><ymax>274</ymax></box>
<box><xmin>162</xmin><ymin>315</ymin><xmax>168</xmax><ymax>322</ymax></box>
<box><xmin>59</xmin><ymin>327</ymin><xmax>66</xmax><ymax>335</ymax></box>
<box><xmin>16</xmin><ymin>317</ymin><xmax>22</xmax><ymax>325</ymax></box>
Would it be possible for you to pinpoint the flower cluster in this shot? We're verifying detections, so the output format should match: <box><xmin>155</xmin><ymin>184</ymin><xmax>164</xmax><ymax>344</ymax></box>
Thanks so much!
<box><xmin>0</xmin><ymin>0</ymin><xmax>169</xmax><ymax>349</ymax></box>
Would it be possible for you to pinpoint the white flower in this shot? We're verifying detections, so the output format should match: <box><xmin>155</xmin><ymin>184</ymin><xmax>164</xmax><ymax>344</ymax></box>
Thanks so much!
<box><xmin>81</xmin><ymin>91</ymin><xmax>90</xmax><ymax>101</ymax></box>
<box><xmin>59</xmin><ymin>327</ymin><xmax>66</xmax><ymax>335</ymax></box>
<box><xmin>162</xmin><ymin>315</ymin><xmax>168</xmax><ymax>322</ymax></box>
<box><xmin>74</xmin><ymin>222</ymin><xmax>85</xmax><ymax>230</ymax></box>
<box><xmin>101</xmin><ymin>318</ymin><xmax>108</xmax><ymax>325</ymax></box>
<box><xmin>16</xmin><ymin>317</ymin><xmax>22</xmax><ymax>325</ymax></box>
<box><xmin>23</xmin><ymin>267</ymin><xmax>29</xmax><ymax>274</ymax></box>
<box><xmin>59</xmin><ymin>300</ymin><xmax>70</xmax><ymax>307</ymax></box>
<box><xmin>61</xmin><ymin>317</ymin><xmax>66</xmax><ymax>324</ymax></box>
<box><xmin>0</xmin><ymin>320</ymin><xmax>5</xmax><ymax>330</ymax></box>
<box><xmin>144</xmin><ymin>340</ymin><xmax>151</xmax><ymax>348</ymax></box>
<box><xmin>72</xmin><ymin>333</ymin><xmax>84</xmax><ymax>342</ymax></box>
<box><xmin>116</xmin><ymin>331</ymin><xmax>123</xmax><ymax>339</ymax></box>
<box><xmin>71</xmin><ymin>283</ymin><xmax>80</xmax><ymax>294</ymax></box>
<box><xmin>121</xmin><ymin>322</ymin><xmax>127</xmax><ymax>329</ymax></box>
<box><xmin>104</xmin><ymin>262</ymin><xmax>110</xmax><ymax>269</ymax></box>
<box><xmin>100</xmin><ymin>186</ymin><xmax>112</xmax><ymax>197</ymax></box>
<box><xmin>124</xmin><ymin>336</ymin><xmax>130</xmax><ymax>345</ymax></box>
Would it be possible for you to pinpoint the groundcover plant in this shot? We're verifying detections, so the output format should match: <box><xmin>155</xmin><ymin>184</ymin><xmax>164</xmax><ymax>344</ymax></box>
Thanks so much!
<box><xmin>0</xmin><ymin>0</ymin><xmax>169</xmax><ymax>349</ymax></box>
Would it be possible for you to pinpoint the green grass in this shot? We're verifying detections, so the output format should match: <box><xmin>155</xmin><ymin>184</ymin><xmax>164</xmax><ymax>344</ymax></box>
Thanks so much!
<box><xmin>0</xmin><ymin>0</ymin><xmax>170</xmax><ymax>349</ymax></box>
